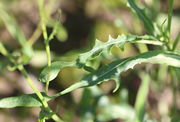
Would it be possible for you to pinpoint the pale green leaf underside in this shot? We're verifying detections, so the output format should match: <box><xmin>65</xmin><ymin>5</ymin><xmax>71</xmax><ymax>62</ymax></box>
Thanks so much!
<box><xmin>2</xmin><ymin>51</ymin><xmax>180</xmax><ymax>108</ymax></box>
<box><xmin>52</xmin><ymin>50</ymin><xmax>180</xmax><ymax>98</ymax></box>
<box><xmin>40</xmin><ymin>35</ymin><xmax>163</xmax><ymax>83</ymax></box>
<box><xmin>77</xmin><ymin>35</ymin><xmax>162</xmax><ymax>67</ymax></box>
<box><xmin>39</xmin><ymin>61</ymin><xmax>75</xmax><ymax>82</ymax></box>
<box><xmin>0</xmin><ymin>93</ymin><xmax>51</xmax><ymax>108</ymax></box>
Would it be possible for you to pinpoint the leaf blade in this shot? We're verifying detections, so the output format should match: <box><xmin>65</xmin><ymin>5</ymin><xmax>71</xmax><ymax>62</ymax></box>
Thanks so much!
<box><xmin>0</xmin><ymin>93</ymin><xmax>51</xmax><ymax>108</ymax></box>
<box><xmin>53</xmin><ymin>50</ymin><xmax>180</xmax><ymax>97</ymax></box>
<box><xmin>40</xmin><ymin>35</ymin><xmax>163</xmax><ymax>83</ymax></box>
<box><xmin>128</xmin><ymin>0</ymin><xmax>155</xmax><ymax>35</ymax></box>
<box><xmin>135</xmin><ymin>73</ymin><xmax>150</xmax><ymax>122</ymax></box>
<box><xmin>77</xmin><ymin>35</ymin><xmax>162</xmax><ymax>67</ymax></box>
<box><xmin>0</xmin><ymin>8</ymin><xmax>33</xmax><ymax>63</ymax></box>
<box><xmin>0</xmin><ymin>9</ymin><xmax>26</xmax><ymax>46</ymax></box>
<box><xmin>39</xmin><ymin>61</ymin><xmax>76</xmax><ymax>83</ymax></box>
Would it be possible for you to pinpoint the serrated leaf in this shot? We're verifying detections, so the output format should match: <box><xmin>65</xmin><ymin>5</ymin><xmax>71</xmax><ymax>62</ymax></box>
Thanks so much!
<box><xmin>52</xmin><ymin>50</ymin><xmax>180</xmax><ymax>97</ymax></box>
<box><xmin>40</xmin><ymin>35</ymin><xmax>162</xmax><ymax>83</ymax></box>
<box><xmin>0</xmin><ymin>93</ymin><xmax>51</xmax><ymax>108</ymax></box>
<box><xmin>39</xmin><ymin>61</ymin><xmax>76</xmax><ymax>82</ymax></box>
<box><xmin>77</xmin><ymin>35</ymin><xmax>162</xmax><ymax>67</ymax></box>
<box><xmin>128</xmin><ymin>0</ymin><xmax>155</xmax><ymax>35</ymax></box>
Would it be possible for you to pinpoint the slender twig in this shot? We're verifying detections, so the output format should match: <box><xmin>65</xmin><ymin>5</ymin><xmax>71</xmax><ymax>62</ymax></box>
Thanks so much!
<box><xmin>0</xmin><ymin>42</ymin><xmax>62</xmax><ymax>121</ymax></box>
<box><xmin>45</xmin><ymin>43</ymin><xmax>52</xmax><ymax>92</ymax></box>
<box><xmin>169</xmin><ymin>67</ymin><xmax>177</xmax><ymax>111</ymax></box>
<box><xmin>37</xmin><ymin>0</ymin><xmax>63</xmax><ymax>121</ymax></box>
<box><xmin>135</xmin><ymin>72</ymin><xmax>150</xmax><ymax>122</ymax></box>
<box><xmin>28</xmin><ymin>24</ymin><xmax>42</xmax><ymax>46</ymax></box>
<box><xmin>167</xmin><ymin>0</ymin><xmax>174</xmax><ymax>38</ymax></box>
<box><xmin>172</xmin><ymin>32</ymin><xmax>180</xmax><ymax>51</ymax></box>
<box><xmin>18</xmin><ymin>65</ymin><xmax>63</xmax><ymax>122</ymax></box>
<box><xmin>37</xmin><ymin>0</ymin><xmax>52</xmax><ymax>93</ymax></box>
<box><xmin>18</xmin><ymin>65</ymin><xmax>49</xmax><ymax>108</ymax></box>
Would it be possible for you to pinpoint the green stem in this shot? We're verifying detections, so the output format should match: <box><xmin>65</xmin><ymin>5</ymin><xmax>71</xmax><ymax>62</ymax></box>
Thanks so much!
<box><xmin>169</xmin><ymin>67</ymin><xmax>177</xmax><ymax>109</ymax></box>
<box><xmin>172</xmin><ymin>32</ymin><xmax>180</xmax><ymax>51</ymax></box>
<box><xmin>18</xmin><ymin>65</ymin><xmax>49</xmax><ymax>108</ymax></box>
<box><xmin>38</xmin><ymin>0</ymin><xmax>52</xmax><ymax>93</ymax></box>
<box><xmin>52</xmin><ymin>114</ymin><xmax>63</xmax><ymax>122</ymax></box>
<box><xmin>38</xmin><ymin>118</ymin><xmax>45</xmax><ymax>122</ymax></box>
<box><xmin>28</xmin><ymin>24</ymin><xmax>42</xmax><ymax>46</ymax></box>
<box><xmin>45</xmin><ymin>43</ymin><xmax>51</xmax><ymax>92</ymax></box>
<box><xmin>37</xmin><ymin>1</ymin><xmax>62</xmax><ymax>121</ymax></box>
<box><xmin>166</xmin><ymin>43</ymin><xmax>171</xmax><ymax>51</ymax></box>
<box><xmin>18</xmin><ymin>65</ymin><xmax>63</xmax><ymax>122</ymax></box>
<box><xmin>51</xmin><ymin>82</ymin><xmax>87</xmax><ymax>98</ymax></box>
<box><xmin>135</xmin><ymin>73</ymin><xmax>150</xmax><ymax>122</ymax></box>
<box><xmin>167</xmin><ymin>0</ymin><xmax>174</xmax><ymax>38</ymax></box>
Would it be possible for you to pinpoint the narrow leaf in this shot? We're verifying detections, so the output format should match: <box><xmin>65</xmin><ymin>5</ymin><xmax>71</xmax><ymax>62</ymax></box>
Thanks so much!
<box><xmin>172</xmin><ymin>32</ymin><xmax>180</xmax><ymax>51</ymax></box>
<box><xmin>135</xmin><ymin>73</ymin><xmax>150</xmax><ymax>122</ymax></box>
<box><xmin>0</xmin><ymin>93</ymin><xmax>51</xmax><ymax>108</ymax></box>
<box><xmin>52</xmin><ymin>50</ymin><xmax>180</xmax><ymax>97</ymax></box>
<box><xmin>0</xmin><ymin>8</ymin><xmax>33</xmax><ymax>61</ymax></box>
<box><xmin>77</xmin><ymin>35</ymin><xmax>162</xmax><ymax>67</ymax></box>
<box><xmin>128</xmin><ymin>0</ymin><xmax>155</xmax><ymax>35</ymax></box>
<box><xmin>0</xmin><ymin>9</ymin><xmax>26</xmax><ymax>46</ymax></box>
<box><xmin>167</xmin><ymin>0</ymin><xmax>174</xmax><ymax>34</ymax></box>
<box><xmin>40</xmin><ymin>35</ymin><xmax>162</xmax><ymax>83</ymax></box>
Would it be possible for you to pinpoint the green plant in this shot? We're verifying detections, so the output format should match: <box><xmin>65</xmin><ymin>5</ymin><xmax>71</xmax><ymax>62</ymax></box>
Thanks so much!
<box><xmin>0</xmin><ymin>0</ymin><xmax>179</xmax><ymax>121</ymax></box>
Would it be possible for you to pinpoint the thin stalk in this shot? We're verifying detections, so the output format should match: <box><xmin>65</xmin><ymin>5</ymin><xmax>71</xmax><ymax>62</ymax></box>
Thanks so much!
<box><xmin>52</xmin><ymin>114</ymin><xmax>63</xmax><ymax>122</ymax></box>
<box><xmin>135</xmin><ymin>73</ymin><xmax>150</xmax><ymax>122</ymax></box>
<box><xmin>18</xmin><ymin>65</ymin><xmax>63</xmax><ymax>122</ymax></box>
<box><xmin>170</xmin><ymin>67</ymin><xmax>178</xmax><ymax>107</ymax></box>
<box><xmin>172</xmin><ymin>32</ymin><xmax>180</xmax><ymax>51</ymax></box>
<box><xmin>0</xmin><ymin>42</ymin><xmax>19</xmax><ymax>65</ymax></box>
<box><xmin>45</xmin><ymin>43</ymin><xmax>51</xmax><ymax>92</ymax></box>
<box><xmin>166</xmin><ymin>43</ymin><xmax>171</xmax><ymax>51</ymax></box>
<box><xmin>38</xmin><ymin>0</ymin><xmax>52</xmax><ymax>92</ymax></box>
<box><xmin>37</xmin><ymin>1</ymin><xmax>62</xmax><ymax>121</ymax></box>
<box><xmin>136</xmin><ymin>43</ymin><xmax>148</xmax><ymax>53</ymax></box>
<box><xmin>38</xmin><ymin>118</ymin><xmax>45</xmax><ymax>122</ymax></box>
<box><xmin>167</xmin><ymin>0</ymin><xmax>174</xmax><ymax>38</ymax></box>
<box><xmin>18</xmin><ymin>65</ymin><xmax>49</xmax><ymax>108</ymax></box>
<box><xmin>28</xmin><ymin>24</ymin><xmax>42</xmax><ymax>46</ymax></box>
<box><xmin>51</xmin><ymin>82</ymin><xmax>87</xmax><ymax>98</ymax></box>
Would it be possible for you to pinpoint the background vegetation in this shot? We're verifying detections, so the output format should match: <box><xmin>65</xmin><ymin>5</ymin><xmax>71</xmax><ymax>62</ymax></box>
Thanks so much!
<box><xmin>0</xmin><ymin>0</ymin><xmax>180</xmax><ymax>122</ymax></box>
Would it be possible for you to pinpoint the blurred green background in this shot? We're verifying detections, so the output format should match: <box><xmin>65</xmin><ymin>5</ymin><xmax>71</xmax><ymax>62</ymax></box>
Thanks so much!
<box><xmin>0</xmin><ymin>0</ymin><xmax>180</xmax><ymax>121</ymax></box>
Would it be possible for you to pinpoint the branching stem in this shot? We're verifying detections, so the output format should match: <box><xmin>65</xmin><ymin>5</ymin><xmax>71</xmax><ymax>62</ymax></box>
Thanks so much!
<box><xmin>18</xmin><ymin>65</ymin><xmax>63</xmax><ymax>122</ymax></box>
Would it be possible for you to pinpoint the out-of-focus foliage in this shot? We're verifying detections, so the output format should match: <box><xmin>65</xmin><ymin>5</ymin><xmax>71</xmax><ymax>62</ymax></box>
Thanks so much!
<box><xmin>0</xmin><ymin>0</ymin><xmax>180</xmax><ymax>122</ymax></box>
